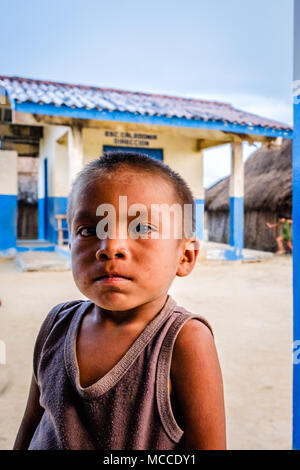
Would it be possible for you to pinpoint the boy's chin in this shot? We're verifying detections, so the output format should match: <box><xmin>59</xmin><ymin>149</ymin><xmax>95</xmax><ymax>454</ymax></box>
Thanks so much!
<box><xmin>91</xmin><ymin>292</ymin><xmax>140</xmax><ymax>312</ymax></box>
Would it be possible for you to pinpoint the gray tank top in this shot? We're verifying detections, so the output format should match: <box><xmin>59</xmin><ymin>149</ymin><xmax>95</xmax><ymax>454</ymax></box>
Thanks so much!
<box><xmin>28</xmin><ymin>294</ymin><xmax>213</xmax><ymax>450</ymax></box>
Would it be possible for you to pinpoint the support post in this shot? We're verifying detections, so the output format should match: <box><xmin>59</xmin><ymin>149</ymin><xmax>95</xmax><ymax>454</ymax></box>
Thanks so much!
<box><xmin>68</xmin><ymin>125</ymin><xmax>83</xmax><ymax>190</ymax></box>
<box><xmin>39</xmin><ymin>126</ymin><xmax>70</xmax><ymax>244</ymax></box>
<box><xmin>194</xmin><ymin>150</ymin><xmax>205</xmax><ymax>240</ymax></box>
<box><xmin>229</xmin><ymin>142</ymin><xmax>244</xmax><ymax>259</ymax></box>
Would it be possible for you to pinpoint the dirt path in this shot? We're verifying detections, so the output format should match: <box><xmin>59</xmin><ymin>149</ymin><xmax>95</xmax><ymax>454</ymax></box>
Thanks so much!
<box><xmin>0</xmin><ymin>255</ymin><xmax>293</xmax><ymax>450</ymax></box>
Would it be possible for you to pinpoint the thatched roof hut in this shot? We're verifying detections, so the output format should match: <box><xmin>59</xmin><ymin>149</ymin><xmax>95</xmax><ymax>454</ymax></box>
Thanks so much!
<box><xmin>205</xmin><ymin>139</ymin><xmax>292</xmax><ymax>212</ymax></box>
<box><xmin>205</xmin><ymin>140</ymin><xmax>292</xmax><ymax>251</ymax></box>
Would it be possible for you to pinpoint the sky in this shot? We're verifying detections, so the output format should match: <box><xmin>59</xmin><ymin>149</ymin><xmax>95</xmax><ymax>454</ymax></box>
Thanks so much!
<box><xmin>0</xmin><ymin>0</ymin><xmax>294</xmax><ymax>187</ymax></box>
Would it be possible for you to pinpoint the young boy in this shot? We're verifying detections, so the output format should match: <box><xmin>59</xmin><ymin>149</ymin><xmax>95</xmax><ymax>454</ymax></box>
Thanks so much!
<box><xmin>14</xmin><ymin>151</ymin><xmax>226</xmax><ymax>450</ymax></box>
<box><xmin>266</xmin><ymin>214</ymin><xmax>293</xmax><ymax>254</ymax></box>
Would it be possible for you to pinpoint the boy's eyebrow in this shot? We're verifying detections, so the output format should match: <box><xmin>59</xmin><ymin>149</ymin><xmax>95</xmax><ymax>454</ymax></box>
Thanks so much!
<box><xmin>73</xmin><ymin>206</ymin><xmax>164</xmax><ymax>223</ymax></box>
<box><xmin>73</xmin><ymin>210</ymin><xmax>97</xmax><ymax>222</ymax></box>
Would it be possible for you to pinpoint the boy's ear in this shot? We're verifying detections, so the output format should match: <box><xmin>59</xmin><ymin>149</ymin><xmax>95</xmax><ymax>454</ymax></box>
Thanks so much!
<box><xmin>176</xmin><ymin>237</ymin><xmax>200</xmax><ymax>277</ymax></box>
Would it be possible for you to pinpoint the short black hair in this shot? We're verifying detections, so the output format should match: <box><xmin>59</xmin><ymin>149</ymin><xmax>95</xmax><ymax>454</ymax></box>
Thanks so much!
<box><xmin>67</xmin><ymin>151</ymin><xmax>196</xmax><ymax>237</ymax></box>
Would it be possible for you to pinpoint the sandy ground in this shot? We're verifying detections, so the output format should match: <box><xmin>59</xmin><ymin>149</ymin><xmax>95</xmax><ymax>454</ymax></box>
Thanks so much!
<box><xmin>0</xmin><ymin>254</ymin><xmax>293</xmax><ymax>450</ymax></box>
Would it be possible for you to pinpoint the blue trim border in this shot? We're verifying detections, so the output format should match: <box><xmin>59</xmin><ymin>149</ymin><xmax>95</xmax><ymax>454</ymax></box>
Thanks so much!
<box><xmin>14</xmin><ymin>101</ymin><xmax>292</xmax><ymax>139</ymax></box>
<box><xmin>293</xmin><ymin>98</ymin><xmax>300</xmax><ymax>450</ymax></box>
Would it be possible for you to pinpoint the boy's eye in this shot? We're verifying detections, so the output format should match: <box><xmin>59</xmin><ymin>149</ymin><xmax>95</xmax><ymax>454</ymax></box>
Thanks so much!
<box><xmin>130</xmin><ymin>223</ymin><xmax>152</xmax><ymax>235</ymax></box>
<box><xmin>78</xmin><ymin>226</ymin><xmax>97</xmax><ymax>237</ymax></box>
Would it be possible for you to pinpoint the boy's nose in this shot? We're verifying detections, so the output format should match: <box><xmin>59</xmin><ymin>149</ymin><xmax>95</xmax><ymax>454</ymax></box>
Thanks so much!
<box><xmin>95</xmin><ymin>239</ymin><xmax>130</xmax><ymax>261</ymax></box>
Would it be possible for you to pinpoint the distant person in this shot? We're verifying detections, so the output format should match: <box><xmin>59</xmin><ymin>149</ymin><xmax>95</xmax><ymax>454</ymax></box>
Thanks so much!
<box><xmin>266</xmin><ymin>214</ymin><xmax>293</xmax><ymax>254</ymax></box>
<box><xmin>13</xmin><ymin>151</ymin><xmax>226</xmax><ymax>450</ymax></box>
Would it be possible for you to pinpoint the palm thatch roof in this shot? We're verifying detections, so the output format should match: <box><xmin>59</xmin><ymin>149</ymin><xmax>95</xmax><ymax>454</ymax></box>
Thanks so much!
<box><xmin>205</xmin><ymin>139</ymin><xmax>292</xmax><ymax>212</ymax></box>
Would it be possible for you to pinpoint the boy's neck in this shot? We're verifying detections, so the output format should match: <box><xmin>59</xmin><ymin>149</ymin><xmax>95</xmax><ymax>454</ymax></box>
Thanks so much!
<box><xmin>93</xmin><ymin>293</ymin><xmax>169</xmax><ymax>328</ymax></box>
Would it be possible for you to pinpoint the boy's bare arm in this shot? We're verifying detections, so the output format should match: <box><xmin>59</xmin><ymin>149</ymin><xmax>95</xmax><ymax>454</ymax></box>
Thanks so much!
<box><xmin>266</xmin><ymin>222</ymin><xmax>278</xmax><ymax>228</ymax></box>
<box><xmin>13</xmin><ymin>374</ymin><xmax>44</xmax><ymax>450</ymax></box>
<box><xmin>171</xmin><ymin>320</ymin><xmax>226</xmax><ymax>450</ymax></box>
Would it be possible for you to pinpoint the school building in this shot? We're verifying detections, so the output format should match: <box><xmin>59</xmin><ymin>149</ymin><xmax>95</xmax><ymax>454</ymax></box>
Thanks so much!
<box><xmin>0</xmin><ymin>75</ymin><xmax>292</xmax><ymax>260</ymax></box>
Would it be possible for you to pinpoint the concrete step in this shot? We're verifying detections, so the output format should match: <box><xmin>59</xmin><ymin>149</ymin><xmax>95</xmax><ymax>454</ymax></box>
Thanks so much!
<box><xmin>200</xmin><ymin>241</ymin><xmax>274</xmax><ymax>262</ymax></box>
<box><xmin>15</xmin><ymin>251</ymin><xmax>71</xmax><ymax>271</ymax></box>
<box><xmin>16</xmin><ymin>239</ymin><xmax>55</xmax><ymax>252</ymax></box>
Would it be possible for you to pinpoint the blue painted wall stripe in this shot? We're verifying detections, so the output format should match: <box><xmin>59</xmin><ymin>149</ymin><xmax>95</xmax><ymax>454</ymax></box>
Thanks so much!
<box><xmin>38</xmin><ymin>198</ymin><xmax>45</xmax><ymax>240</ymax></box>
<box><xmin>293</xmin><ymin>96</ymin><xmax>300</xmax><ymax>449</ymax></box>
<box><xmin>16</xmin><ymin>245</ymin><xmax>55</xmax><ymax>253</ymax></box>
<box><xmin>0</xmin><ymin>194</ymin><xmax>17</xmax><ymax>250</ymax></box>
<box><xmin>46</xmin><ymin>196</ymin><xmax>69</xmax><ymax>244</ymax></box>
<box><xmin>14</xmin><ymin>101</ymin><xmax>292</xmax><ymax>140</ymax></box>
<box><xmin>195</xmin><ymin>199</ymin><xmax>204</xmax><ymax>240</ymax></box>
<box><xmin>229</xmin><ymin>196</ymin><xmax>244</xmax><ymax>258</ymax></box>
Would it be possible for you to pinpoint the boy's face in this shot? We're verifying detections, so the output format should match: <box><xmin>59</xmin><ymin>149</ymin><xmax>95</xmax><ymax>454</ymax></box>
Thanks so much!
<box><xmin>70</xmin><ymin>168</ymin><xmax>199</xmax><ymax>311</ymax></box>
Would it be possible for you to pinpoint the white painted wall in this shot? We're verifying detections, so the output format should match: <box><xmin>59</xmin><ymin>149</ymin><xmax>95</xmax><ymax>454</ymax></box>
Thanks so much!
<box><xmin>38</xmin><ymin>125</ymin><xmax>69</xmax><ymax>198</ymax></box>
<box><xmin>0</xmin><ymin>150</ymin><xmax>17</xmax><ymax>195</ymax></box>
<box><xmin>82</xmin><ymin>125</ymin><xmax>204</xmax><ymax>199</ymax></box>
<box><xmin>55</xmin><ymin>141</ymin><xmax>69</xmax><ymax>197</ymax></box>
<box><xmin>68</xmin><ymin>126</ymin><xmax>83</xmax><ymax>189</ymax></box>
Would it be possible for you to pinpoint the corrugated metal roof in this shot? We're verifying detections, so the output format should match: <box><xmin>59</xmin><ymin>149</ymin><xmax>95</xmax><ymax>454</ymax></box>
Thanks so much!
<box><xmin>0</xmin><ymin>75</ymin><xmax>292</xmax><ymax>131</ymax></box>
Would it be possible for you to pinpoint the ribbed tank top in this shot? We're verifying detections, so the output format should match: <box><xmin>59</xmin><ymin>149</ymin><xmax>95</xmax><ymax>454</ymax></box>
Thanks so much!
<box><xmin>28</xmin><ymin>294</ymin><xmax>213</xmax><ymax>450</ymax></box>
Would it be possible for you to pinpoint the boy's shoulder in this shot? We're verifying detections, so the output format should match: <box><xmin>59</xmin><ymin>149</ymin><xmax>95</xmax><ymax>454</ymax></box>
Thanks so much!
<box><xmin>33</xmin><ymin>299</ymin><xmax>91</xmax><ymax>383</ymax></box>
<box><xmin>172</xmin><ymin>303</ymin><xmax>214</xmax><ymax>337</ymax></box>
<box><xmin>48</xmin><ymin>299</ymin><xmax>89</xmax><ymax>320</ymax></box>
<box><xmin>170</xmin><ymin>305</ymin><xmax>216</xmax><ymax>381</ymax></box>
<box><xmin>37</xmin><ymin>299</ymin><xmax>90</xmax><ymax>346</ymax></box>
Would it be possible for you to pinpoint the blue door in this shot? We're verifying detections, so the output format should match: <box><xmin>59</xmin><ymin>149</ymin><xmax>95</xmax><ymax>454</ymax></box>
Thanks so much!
<box><xmin>103</xmin><ymin>146</ymin><xmax>163</xmax><ymax>161</ymax></box>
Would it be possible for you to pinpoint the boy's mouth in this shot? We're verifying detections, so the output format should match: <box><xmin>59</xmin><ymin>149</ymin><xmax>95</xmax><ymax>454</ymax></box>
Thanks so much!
<box><xmin>94</xmin><ymin>271</ymin><xmax>132</xmax><ymax>281</ymax></box>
